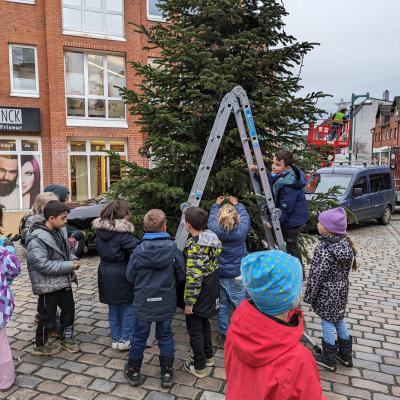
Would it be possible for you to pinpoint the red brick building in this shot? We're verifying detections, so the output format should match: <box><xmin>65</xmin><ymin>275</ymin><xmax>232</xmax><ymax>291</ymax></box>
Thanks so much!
<box><xmin>372</xmin><ymin>97</ymin><xmax>400</xmax><ymax>190</ymax></box>
<box><xmin>0</xmin><ymin>0</ymin><xmax>162</xmax><ymax>215</ymax></box>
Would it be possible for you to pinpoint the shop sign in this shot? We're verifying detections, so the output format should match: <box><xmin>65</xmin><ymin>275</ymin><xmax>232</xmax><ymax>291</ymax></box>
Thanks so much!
<box><xmin>0</xmin><ymin>107</ymin><xmax>40</xmax><ymax>132</ymax></box>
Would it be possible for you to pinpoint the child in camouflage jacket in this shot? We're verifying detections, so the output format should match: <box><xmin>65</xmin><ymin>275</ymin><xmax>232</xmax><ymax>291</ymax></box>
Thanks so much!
<box><xmin>182</xmin><ymin>207</ymin><xmax>221</xmax><ymax>378</ymax></box>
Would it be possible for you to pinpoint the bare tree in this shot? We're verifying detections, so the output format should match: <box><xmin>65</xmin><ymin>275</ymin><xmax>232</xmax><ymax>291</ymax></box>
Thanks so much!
<box><xmin>353</xmin><ymin>140</ymin><xmax>368</xmax><ymax>162</ymax></box>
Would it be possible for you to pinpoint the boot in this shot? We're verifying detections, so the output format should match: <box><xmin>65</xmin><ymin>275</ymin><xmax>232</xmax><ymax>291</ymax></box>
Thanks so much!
<box><xmin>124</xmin><ymin>359</ymin><xmax>142</xmax><ymax>387</ymax></box>
<box><xmin>159</xmin><ymin>356</ymin><xmax>174</xmax><ymax>388</ymax></box>
<box><xmin>315</xmin><ymin>340</ymin><xmax>338</xmax><ymax>372</ymax></box>
<box><xmin>337</xmin><ymin>336</ymin><xmax>353</xmax><ymax>367</ymax></box>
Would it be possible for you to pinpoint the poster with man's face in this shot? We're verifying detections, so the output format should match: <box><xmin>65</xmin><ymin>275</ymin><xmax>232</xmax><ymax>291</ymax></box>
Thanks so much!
<box><xmin>0</xmin><ymin>155</ymin><xmax>20</xmax><ymax>210</ymax></box>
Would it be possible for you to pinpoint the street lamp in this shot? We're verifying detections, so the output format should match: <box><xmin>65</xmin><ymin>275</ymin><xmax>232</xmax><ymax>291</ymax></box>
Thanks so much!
<box><xmin>349</xmin><ymin>92</ymin><xmax>370</xmax><ymax>162</ymax></box>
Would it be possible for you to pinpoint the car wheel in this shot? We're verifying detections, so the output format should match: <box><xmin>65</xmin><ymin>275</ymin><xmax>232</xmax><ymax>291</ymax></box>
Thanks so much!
<box><xmin>378</xmin><ymin>206</ymin><xmax>391</xmax><ymax>225</ymax></box>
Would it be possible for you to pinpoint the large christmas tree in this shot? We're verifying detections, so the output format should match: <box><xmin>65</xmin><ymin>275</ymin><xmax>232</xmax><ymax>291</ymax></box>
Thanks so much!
<box><xmin>111</xmin><ymin>0</ymin><xmax>327</xmax><ymax>244</ymax></box>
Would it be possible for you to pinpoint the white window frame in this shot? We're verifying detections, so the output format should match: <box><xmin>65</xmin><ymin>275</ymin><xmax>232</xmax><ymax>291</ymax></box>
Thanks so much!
<box><xmin>7</xmin><ymin>0</ymin><xmax>35</xmax><ymax>4</ymax></box>
<box><xmin>147</xmin><ymin>0</ymin><xmax>166</xmax><ymax>21</ymax></box>
<box><xmin>9</xmin><ymin>44</ymin><xmax>39</xmax><ymax>98</ymax></box>
<box><xmin>68</xmin><ymin>138</ymin><xmax>127</xmax><ymax>200</ymax></box>
<box><xmin>64</xmin><ymin>50</ymin><xmax>127</xmax><ymax>127</ymax></box>
<box><xmin>62</xmin><ymin>0</ymin><xmax>125</xmax><ymax>41</ymax></box>
<box><xmin>0</xmin><ymin>137</ymin><xmax>42</xmax><ymax>211</ymax></box>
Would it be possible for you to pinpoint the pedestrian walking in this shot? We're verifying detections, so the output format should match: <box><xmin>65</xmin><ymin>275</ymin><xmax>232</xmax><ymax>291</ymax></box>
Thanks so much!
<box><xmin>124</xmin><ymin>209</ymin><xmax>185</xmax><ymax>388</ymax></box>
<box><xmin>207</xmin><ymin>195</ymin><xmax>249</xmax><ymax>346</ymax></box>
<box><xmin>304</xmin><ymin>207</ymin><xmax>356</xmax><ymax>372</ymax></box>
<box><xmin>183</xmin><ymin>207</ymin><xmax>221</xmax><ymax>378</ymax></box>
<box><xmin>225</xmin><ymin>250</ymin><xmax>326</xmax><ymax>400</ymax></box>
<box><xmin>93</xmin><ymin>200</ymin><xmax>139</xmax><ymax>351</ymax></box>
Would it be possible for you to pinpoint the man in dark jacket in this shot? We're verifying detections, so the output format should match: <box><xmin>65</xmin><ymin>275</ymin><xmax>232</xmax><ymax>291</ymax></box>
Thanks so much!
<box><xmin>123</xmin><ymin>209</ymin><xmax>185</xmax><ymax>389</ymax></box>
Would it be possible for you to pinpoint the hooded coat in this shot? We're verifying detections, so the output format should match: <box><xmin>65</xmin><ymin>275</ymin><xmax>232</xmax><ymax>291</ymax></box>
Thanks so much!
<box><xmin>26</xmin><ymin>223</ymin><xmax>77</xmax><ymax>296</ymax></box>
<box><xmin>93</xmin><ymin>218</ymin><xmax>139</xmax><ymax>305</ymax></box>
<box><xmin>225</xmin><ymin>300</ymin><xmax>326</xmax><ymax>400</ymax></box>
<box><xmin>207</xmin><ymin>203</ymin><xmax>250</xmax><ymax>279</ymax></box>
<box><xmin>126</xmin><ymin>232</ymin><xmax>185</xmax><ymax>322</ymax></box>
<box><xmin>0</xmin><ymin>244</ymin><xmax>21</xmax><ymax>329</ymax></box>
<box><xmin>304</xmin><ymin>236</ymin><xmax>354</xmax><ymax>322</ymax></box>
<box><xmin>268</xmin><ymin>165</ymin><xmax>309</xmax><ymax>229</ymax></box>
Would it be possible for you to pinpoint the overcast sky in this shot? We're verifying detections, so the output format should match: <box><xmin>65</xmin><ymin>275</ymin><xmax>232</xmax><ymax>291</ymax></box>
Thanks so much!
<box><xmin>283</xmin><ymin>0</ymin><xmax>400</xmax><ymax>116</ymax></box>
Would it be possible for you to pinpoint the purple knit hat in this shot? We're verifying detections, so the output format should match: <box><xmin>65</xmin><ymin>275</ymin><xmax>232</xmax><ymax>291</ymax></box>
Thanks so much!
<box><xmin>318</xmin><ymin>207</ymin><xmax>347</xmax><ymax>235</ymax></box>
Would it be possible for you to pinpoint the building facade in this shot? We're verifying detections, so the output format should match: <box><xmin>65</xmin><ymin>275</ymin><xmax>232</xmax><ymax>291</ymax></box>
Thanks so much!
<box><xmin>351</xmin><ymin>97</ymin><xmax>391</xmax><ymax>163</ymax></box>
<box><xmin>0</xmin><ymin>0</ymin><xmax>162</xmax><ymax>216</ymax></box>
<box><xmin>372</xmin><ymin>98</ymin><xmax>400</xmax><ymax>190</ymax></box>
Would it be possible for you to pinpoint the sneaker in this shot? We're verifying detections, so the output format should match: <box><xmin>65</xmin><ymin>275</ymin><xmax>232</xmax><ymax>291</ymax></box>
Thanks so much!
<box><xmin>32</xmin><ymin>342</ymin><xmax>61</xmax><ymax>356</ymax></box>
<box><xmin>118</xmin><ymin>340</ymin><xmax>131</xmax><ymax>351</ymax></box>
<box><xmin>189</xmin><ymin>352</ymin><xmax>215</xmax><ymax>367</ymax></box>
<box><xmin>183</xmin><ymin>360</ymin><xmax>207</xmax><ymax>378</ymax></box>
<box><xmin>112</xmin><ymin>340</ymin><xmax>119</xmax><ymax>350</ymax></box>
<box><xmin>124</xmin><ymin>363</ymin><xmax>142</xmax><ymax>387</ymax></box>
<box><xmin>60</xmin><ymin>339</ymin><xmax>81</xmax><ymax>354</ymax></box>
<box><xmin>161</xmin><ymin>366</ymin><xmax>173</xmax><ymax>388</ymax></box>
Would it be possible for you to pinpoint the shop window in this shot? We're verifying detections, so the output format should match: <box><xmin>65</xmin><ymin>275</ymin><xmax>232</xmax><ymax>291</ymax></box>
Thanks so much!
<box><xmin>148</xmin><ymin>0</ymin><xmax>164</xmax><ymax>20</ymax></box>
<box><xmin>62</xmin><ymin>0</ymin><xmax>124</xmax><ymax>39</ymax></box>
<box><xmin>9</xmin><ymin>45</ymin><xmax>39</xmax><ymax>97</ymax></box>
<box><xmin>65</xmin><ymin>51</ymin><xmax>126</xmax><ymax>122</ymax></box>
<box><xmin>0</xmin><ymin>138</ymin><xmax>42</xmax><ymax>210</ymax></box>
<box><xmin>69</xmin><ymin>139</ymin><xmax>126</xmax><ymax>201</ymax></box>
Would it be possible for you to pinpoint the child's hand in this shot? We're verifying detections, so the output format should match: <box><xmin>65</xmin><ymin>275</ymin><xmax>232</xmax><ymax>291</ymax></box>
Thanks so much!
<box><xmin>249</xmin><ymin>164</ymin><xmax>258</xmax><ymax>172</ymax></box>
<box><xmin>73</xmin><ymin>260</ymin><xmax>81</xmax><ymax>270</ymax></box>
<box><xmin>228</xmin><ymin>196</ymin><xmax>238</xmax><ymax>206</ymax></box>
<box><xmin>184</xmin><ymin>305</ymin><xmax>193</xmax><ymax>315</ymax></box>
<box><xmin>216</xmin><ymin>196</ymin><xmax>225</xmax><ymax>205</ymax></box>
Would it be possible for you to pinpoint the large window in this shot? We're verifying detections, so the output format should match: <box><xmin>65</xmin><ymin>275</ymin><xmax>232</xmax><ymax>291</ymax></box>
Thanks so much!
<box><xmin>0</xmin><ymin>138</ymin><xmax>42</xmax><ymax>210</ymax></box>
<box><xmin>69</xmin><ymin>139</ymin><xmax>126</xmax><ymax>201</ymax></box>
<box><xmin>148</xmin><ymin>0</ymin><xmax>164</xmax><ymax>20</ymax></box>
<box><xmin>9</xmin><ymin>45</ymin><xmax>39</xmax><ymax>97</ymax></box>
<box><xmin>62</xmin><ymin>0</ymin><xmax>124</xmax><ymax>39</ymax></box>
<box><xmin>65</xmin><ymin>51</ymin><xmax>126</xmax><ymax>123</ymax></box>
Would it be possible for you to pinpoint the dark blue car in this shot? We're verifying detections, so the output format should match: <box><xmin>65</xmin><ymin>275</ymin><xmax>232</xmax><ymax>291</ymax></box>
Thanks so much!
<box><xmin>305</xmin><ymin>165</ymin><xmax>395</xmax><ymax>225</ymax></box>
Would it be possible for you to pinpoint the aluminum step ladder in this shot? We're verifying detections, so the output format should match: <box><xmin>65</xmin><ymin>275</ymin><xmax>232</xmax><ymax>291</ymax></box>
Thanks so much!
<box><xmin>175</xmin><ymin>86</ymin><xmax>285</xmax><ymax>252</ymax></box>
<box><xmin>174</xmin><ymin>85</ymin><xmax>320</xmax><ymax>353</ymax></box>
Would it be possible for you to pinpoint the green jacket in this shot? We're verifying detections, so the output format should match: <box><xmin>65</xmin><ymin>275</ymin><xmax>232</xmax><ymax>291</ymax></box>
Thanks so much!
<box><xmin>184</xmin><ymin>229</ymin><xmax>221</xmax><ymax>307</ymax></box>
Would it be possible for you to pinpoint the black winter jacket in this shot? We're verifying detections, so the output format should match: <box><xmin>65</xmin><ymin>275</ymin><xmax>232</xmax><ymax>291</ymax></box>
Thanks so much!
<box><xmin>93</xmin><ymin>218</ymin><xmax>139</xmax><ymax>305</ymax></box>
<box><xmin>304</xmin><ymin>236</ymin><xmax>354</xmax><ymax>322</ymax></box>
<box><xmin>126</xmin><ymin>232</ymin><xmax>186</xmax><ymax>322</ymax></box>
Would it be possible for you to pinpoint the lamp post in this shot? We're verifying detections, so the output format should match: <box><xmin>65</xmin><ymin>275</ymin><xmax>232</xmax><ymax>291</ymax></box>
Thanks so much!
<box><xmin>349</xmin><ymin>92</ymin><xmax>370</xmax><ymax>162</ymax></box>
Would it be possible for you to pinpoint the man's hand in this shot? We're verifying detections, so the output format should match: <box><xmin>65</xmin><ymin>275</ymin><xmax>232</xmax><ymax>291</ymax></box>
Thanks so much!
<box><xmin>228</xmin><ymin>196</ymin><xmax>238</xmax><ymax>206</ymax></box>
<box><xmin>184</xmin><ymin>305</ymin><xmax>193</xmax><ymax>315</ymax></box>
<box><xmin>73</xmin><ymin>260</ymin><xmax>81</xmax><ymax>270</ymax></box>
<box><xmin>216</xmin><ymin>196</ymin><xmax>225</xmax><ymax>205</ymax></box>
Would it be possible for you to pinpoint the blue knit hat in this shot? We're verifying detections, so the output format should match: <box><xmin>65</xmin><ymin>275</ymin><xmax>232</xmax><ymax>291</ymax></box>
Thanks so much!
<box><xmin>241</xmin><ymin>250</ymin><xmax>303</xmax><ymax>315</ymax></box>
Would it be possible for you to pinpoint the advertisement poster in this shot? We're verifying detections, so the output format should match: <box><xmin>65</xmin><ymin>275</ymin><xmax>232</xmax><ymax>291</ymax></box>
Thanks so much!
<box><xmin>0</xmin><ymin>151</ymin><xmax>41</xmax><ymax>210</ymax></box>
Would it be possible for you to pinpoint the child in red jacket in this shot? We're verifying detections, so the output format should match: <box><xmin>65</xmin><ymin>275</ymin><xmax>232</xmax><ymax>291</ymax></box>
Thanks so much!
<box><xmin>225</xmin><ymin>250</ymin><xmax>326</xmax><ymax>400</ymax></box>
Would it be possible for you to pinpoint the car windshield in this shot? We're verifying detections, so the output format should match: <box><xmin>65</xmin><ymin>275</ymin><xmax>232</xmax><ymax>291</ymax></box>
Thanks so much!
<box><xmin>305</xmin><ymin>174</ymin><xmax>352</xmax><ymax>195</ymax></box>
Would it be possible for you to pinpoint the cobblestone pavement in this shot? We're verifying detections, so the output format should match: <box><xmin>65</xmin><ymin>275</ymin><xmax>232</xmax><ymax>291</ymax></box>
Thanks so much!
<box><xmin>2</xmin><ymin>219</ymin><xmax>400</xmax><ymax>400</ymax></box>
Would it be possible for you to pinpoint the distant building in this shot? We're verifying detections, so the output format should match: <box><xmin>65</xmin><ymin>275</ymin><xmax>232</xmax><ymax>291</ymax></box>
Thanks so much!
<box><xmin>372</xmin><ymin>98</ymin><xmax>400</xmax><ymax>191</ymax></box>
<box><xmin>351</xmin><ymin>97</ymin><xmax>391</xmax><ymax>163</ymax></box>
